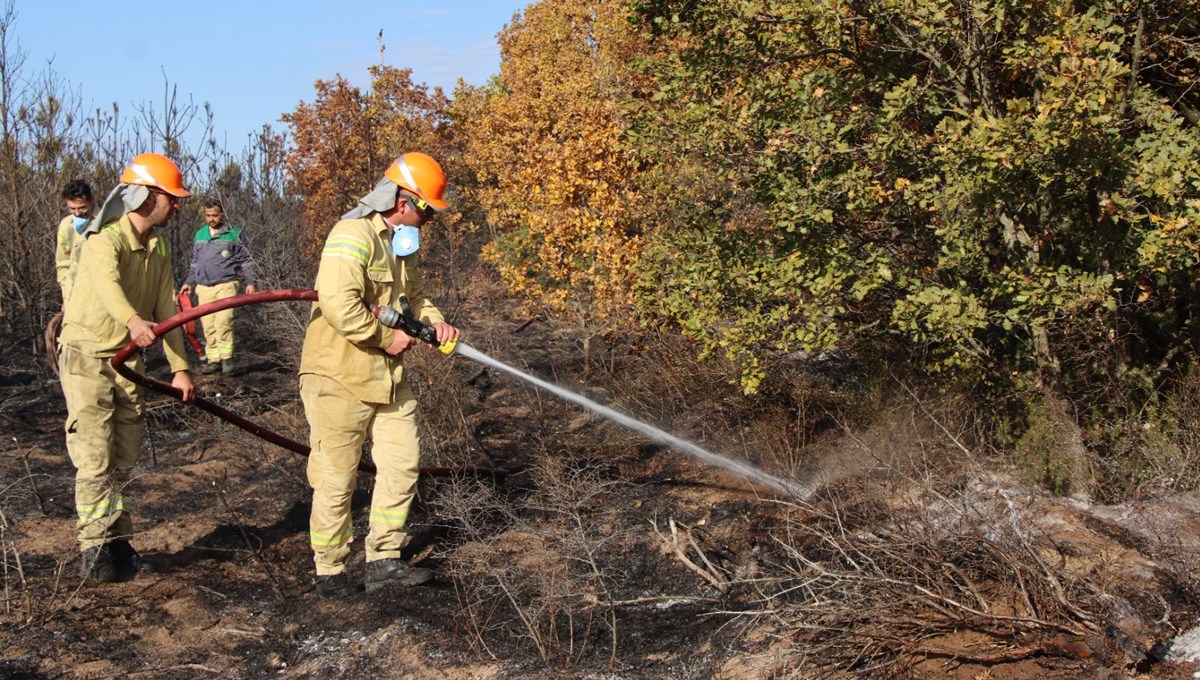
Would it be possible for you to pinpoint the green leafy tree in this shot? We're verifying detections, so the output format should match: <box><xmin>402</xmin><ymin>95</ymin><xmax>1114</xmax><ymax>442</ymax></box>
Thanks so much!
<box><xmin>629</xmin><ymin>0</ymin><xmax>1200</xmax><ymax>417</ymax></box>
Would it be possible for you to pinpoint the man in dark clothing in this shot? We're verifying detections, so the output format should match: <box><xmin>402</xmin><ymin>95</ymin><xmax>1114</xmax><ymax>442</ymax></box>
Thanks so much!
<box><xmin>179</xmin><ymin>200</ymin><xmax>258</xmax><ymax>374</ymax></box>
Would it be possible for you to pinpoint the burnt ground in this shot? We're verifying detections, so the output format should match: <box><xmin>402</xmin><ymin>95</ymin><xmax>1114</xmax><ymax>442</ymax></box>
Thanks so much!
<box><xmin>1</xmin><ymin>275</ymin><xmax>1199</xmax><ymax>679</ymax></box>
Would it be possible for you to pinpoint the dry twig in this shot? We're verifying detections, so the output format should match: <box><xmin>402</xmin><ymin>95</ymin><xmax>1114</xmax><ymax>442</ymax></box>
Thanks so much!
<box><xmin>651</xmin><ymin>517</ymin><xmax>729</xmax><ymax>594</ymax></box>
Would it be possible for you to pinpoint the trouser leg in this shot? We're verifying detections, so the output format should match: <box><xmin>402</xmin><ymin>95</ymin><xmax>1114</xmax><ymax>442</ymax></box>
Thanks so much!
<box><xmin>301</xmin><ymin>374</ymin><xmax>374</xmax><ymax>575</ymax></box>
<box><xmin>109</xmin><ymin>359</ymin><xmax>144</xmax><ymax>542</ymax></box>
<box><xmin>60</xmin><ymin>347</ymin><xmax>144</xmax><ymax>551</ymax></box>
<box><xmin>365</xmin><ymin>383</ymin><xmax>420</xmax><ymax>562</ymax></box>
<box><xmin>196</xmin><ymin>281</ymin><xmax>239</xmax><ymax>362</ymax></box>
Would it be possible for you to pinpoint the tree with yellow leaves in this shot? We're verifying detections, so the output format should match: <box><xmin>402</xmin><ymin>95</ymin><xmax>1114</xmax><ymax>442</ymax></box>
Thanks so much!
<box><xmin>455</xmin><ymin>0</ymin><xmax>649</xmax><ymax>334</ymax></box>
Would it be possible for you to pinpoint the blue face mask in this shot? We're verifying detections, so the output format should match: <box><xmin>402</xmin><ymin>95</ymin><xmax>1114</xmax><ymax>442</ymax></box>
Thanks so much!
<box><xmin>72</xmin><ymin>216</ymin><xmax>89</xmax><ymax>233</ymax></box>
<box><xmin>391</xmin><ymin>225</ymin><xmax>420</xmax><ymax>257</ymax></box>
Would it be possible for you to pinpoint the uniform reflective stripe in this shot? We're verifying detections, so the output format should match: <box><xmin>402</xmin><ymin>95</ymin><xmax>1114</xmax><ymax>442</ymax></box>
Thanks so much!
<box><xmin>206</xmin><ymin>340</ymin><xmax>235</xmax><ymax>360</ymax></box>
<box><xmin>77</xmin><ymin>495</ymin><xmax>127</xmax><ymax>520</ymax></box>
<box><xmin>309</xmin><ymin>520</ymin><xmax>352</xmax><ymax>547</ymax></box>
<box><xmin>322</xmin><ymin>249</ymin><xmax>369</xmax><ymax>265</ymax></box>
<box><xmin>102</xmin><ymin>224</ymin><xmax>127</xmax><ymax>251</ymax></box>
<box><xmin>322</xmin><ymin>235</ymin><xmax>369</xmax><ymax>264</ymax></box>
<box><xmin>368</xmin><ymin>508</ymin><xmax>408</xmax><ymax>526</ymax></box>
<box><xmin>327</xmin><ymin>235</ymin><xmax>369</xmax><ymax>250</ymax></box>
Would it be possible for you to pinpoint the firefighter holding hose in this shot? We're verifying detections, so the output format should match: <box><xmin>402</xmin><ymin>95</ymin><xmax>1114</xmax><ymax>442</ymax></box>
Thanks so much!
<box><xmin>59</xmin><ymin>153</ymin><xmax>195</xmax><ymax>583</ymax></box>
<box><xmin>299</xmin><ymin>152</ymin><xmax>460</xmax><ymax>597</ymax></box>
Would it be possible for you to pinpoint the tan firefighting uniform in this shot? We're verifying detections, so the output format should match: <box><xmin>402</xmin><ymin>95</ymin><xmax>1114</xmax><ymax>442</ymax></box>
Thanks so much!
<box><xmin>299</xmin><ymin>213</ymin><xmax>444</xmax><ymax>576</ymax></box>
<box><xmin>59</xmin><ymin>215</ymin><xmax>188</xmax><ymax>551</ymax></box>
<box><xmin>195</xmin><ymin>280</ymin><xmax>239</xmax><ymax>362</ymax></box>
<box><xmin>55</xmin><ymin>215</ymin><xmax>84</xmax><ymax>305</ymax></box>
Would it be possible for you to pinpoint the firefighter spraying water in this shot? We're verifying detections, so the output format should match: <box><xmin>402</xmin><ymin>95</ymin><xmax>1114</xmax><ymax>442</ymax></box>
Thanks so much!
<box><xmin>107</xmin><ymin>152</ymin><xmax>805</xmax><ymax>597</ymax></box>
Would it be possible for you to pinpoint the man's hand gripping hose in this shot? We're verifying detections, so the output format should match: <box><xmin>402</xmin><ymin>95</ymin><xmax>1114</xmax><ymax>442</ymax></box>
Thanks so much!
<box><xmin>370</xmin><ymin>295</ymin><xmax>458</xmax><ymax>356</ymax></box>
<box><xmin>109</xmin><ymin>289</ymin><xmax>503</xmax><ymax>477</ymax></box>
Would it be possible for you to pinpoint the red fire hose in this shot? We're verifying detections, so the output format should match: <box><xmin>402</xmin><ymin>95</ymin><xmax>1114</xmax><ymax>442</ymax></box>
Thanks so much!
<box><xmin>174</xmin><ymin>292</ymin><xmax>206</xmax><ymax>359</ymax></box>
<box><xmin>110</xmin><ymin>289</ymin><xmax>506</xmax><ymax>477</ymax></box>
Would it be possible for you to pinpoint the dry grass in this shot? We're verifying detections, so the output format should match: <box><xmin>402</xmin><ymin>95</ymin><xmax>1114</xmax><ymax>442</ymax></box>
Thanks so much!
<box><xmin>734</xmin><ymin>475</ymin><xmax>1103</xmax><ymax>675</ymax></box>
<box><xmin>432</xmin><ymin>457</ymin><xmax>629</xmax><ymax>667</ymax></box>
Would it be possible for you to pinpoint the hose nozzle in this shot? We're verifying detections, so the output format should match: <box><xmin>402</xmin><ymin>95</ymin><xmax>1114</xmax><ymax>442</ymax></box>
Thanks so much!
<box><xmin>370</xmin><ymin>296</ymin><xmax>456</xmax><ymax>355</ymax></box>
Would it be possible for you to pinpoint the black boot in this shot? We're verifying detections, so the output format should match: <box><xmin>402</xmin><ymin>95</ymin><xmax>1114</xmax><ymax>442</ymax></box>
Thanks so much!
<box><xmin>315</xmin><ymin>573</ymin><xmax>356</xmax><ymax>598</ymax></box>
<box><xmin>365</xmin><ymin>558</ymin><xmax>432</xmax><ymax>591</ymax></box>
<box><xmin>81</xmin><ymin>544</ymin><xmax>117</xmax><ymax>583</ymax></box>
<box><xmin>200</xmin><ymin>361</ymin><xmax>221</xmax><ymax>375</ymax></box>
<box><xmin>110</xmin><ymin>539</ymin><xmax>156</xmax><ymax>580</ymax></box>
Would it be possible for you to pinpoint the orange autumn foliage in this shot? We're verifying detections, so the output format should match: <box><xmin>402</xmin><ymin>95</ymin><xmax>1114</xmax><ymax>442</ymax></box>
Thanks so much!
<box><xmin>282</xmin><ymin>66</ymin><xmax>450</xmax><ymax>268</ymax></box>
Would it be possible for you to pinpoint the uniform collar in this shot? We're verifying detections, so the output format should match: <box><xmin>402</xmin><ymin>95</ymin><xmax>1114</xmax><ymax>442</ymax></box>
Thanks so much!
<box><xmin>370</xmin><ymin>212</ymin><xmax>392</xmax><ymax>238</ymax></box>
<box><xmin>116</xmin><ymin>213</ymin><xmax>158</xmax><ymax>252</ymax></box>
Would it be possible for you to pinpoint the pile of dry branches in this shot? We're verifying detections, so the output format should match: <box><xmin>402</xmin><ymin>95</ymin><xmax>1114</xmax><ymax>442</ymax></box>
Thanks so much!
<box><xmin>713</xmin><ymin>479</ymin><xmax>1106</xmax><ymax>674</ymax></box>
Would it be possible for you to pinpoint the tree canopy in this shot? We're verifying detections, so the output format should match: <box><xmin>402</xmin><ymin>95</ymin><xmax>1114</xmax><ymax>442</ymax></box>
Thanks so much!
<box><xmin>455</xmin><ymin>0</ymin><xmax>650</xmax><ymax>323</ymax></box>
<box><xmin>627</xmin><ymin>0</ymin><xmax>1200</xmax><ymax>406</ymax></box>
<box><xmin>282</xmin><ymin>67</ymin><xmax>449</xmax><ymax>264</ymax></box>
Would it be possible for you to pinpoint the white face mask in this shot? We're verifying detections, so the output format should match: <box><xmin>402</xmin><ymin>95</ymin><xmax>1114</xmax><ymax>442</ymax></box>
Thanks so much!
<box><xmin>392</xmin><ymin>225</ymin><xmax>420</xmax><ymax>257</ymax></box>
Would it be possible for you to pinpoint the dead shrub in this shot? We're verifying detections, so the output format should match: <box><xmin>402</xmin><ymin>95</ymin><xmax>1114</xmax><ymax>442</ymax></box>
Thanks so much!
<box><xmin>0</xmin><ymin>500</ymin><xmax>33</xmax><ymax>624</ymax></box>
<box><xmin>736</xmin><ymin>476</ymin><xmax>1104</xmax><ymax>675</ymax></box>
<box><xmin>433</xmin><ymin>458</ymin><xmax>628</xmax><ymax>667</ymax></box>
<box><xmin>1111</xmin><ymin>368</ymin><xmax>1200</xmax><ymax>497</ymax></box>
<box><xmin>606</xmin><ymin>326</ymin><xmax>863</xmax><ymax>487</ymax></box>
<box><xmin>1013</xmin><ymin>392</ymin><xmax>1096</xmax><ymax>500</ymax></box>
<box><xmin>406</xmin><ymin>345</ymin><xmax>477</xmax><ymax>471</ymax></box>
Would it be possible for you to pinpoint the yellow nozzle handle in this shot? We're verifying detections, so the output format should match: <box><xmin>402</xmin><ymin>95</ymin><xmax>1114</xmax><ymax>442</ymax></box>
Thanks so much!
<box><xmin>438</xmin><ymin>337</ymin><xmax>458</xmax><ymax>356</ymax></box>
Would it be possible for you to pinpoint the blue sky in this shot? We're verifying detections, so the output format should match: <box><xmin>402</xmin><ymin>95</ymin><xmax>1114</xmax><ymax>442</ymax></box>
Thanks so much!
<box><xmin>10</xmin><ymin>1</ymin><xmax>529</xmax><ymax>150</ymax></box>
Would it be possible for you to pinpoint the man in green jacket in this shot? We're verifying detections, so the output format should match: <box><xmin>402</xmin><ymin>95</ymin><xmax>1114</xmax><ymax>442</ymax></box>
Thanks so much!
<box><xmin>179</xmin><ymin>200</ymin><xmax>258</xmax><ymax>375</ymax></box>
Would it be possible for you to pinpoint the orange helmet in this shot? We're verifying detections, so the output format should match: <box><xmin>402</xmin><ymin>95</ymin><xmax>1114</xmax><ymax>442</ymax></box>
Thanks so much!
<box><xmin>384</xmin><ymin>152</ymin><xmax>448</xmax><ymax>210</ymax></box>
<box><xmin>120</xmin><ymin>153</ymin><xmax>191</xmax><ymax>197</ymax></box>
